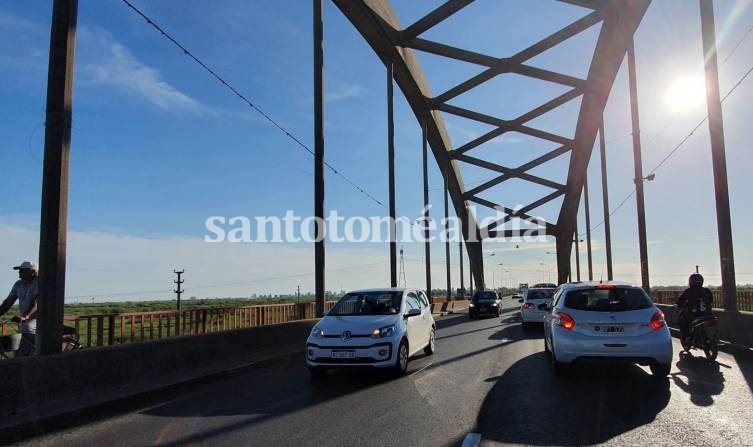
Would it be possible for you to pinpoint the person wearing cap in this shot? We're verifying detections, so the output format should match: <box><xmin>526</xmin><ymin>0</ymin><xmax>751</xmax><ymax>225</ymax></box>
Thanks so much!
<box><xmin>0</xmin><ymin>261</ymin><xmax>39</xmax><ymax>356</ymax></box>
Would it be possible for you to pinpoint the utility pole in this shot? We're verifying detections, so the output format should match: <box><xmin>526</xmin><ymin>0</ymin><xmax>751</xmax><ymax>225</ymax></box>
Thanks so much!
<box><xmin>174</xmin><ymin>269</ymin><xmax>184</xmax><ymax>336</ymax></box>
<box><xmin>398</xmin><ymin>246</ymin><xmax>407</xmax><ymax>288</ymax></box>
<box><xmin>313</xmin><ymin>0</ymin><xmax>325</xmax><ymax>317</ymax></box>
<box><xmin>297</xmin><ymin>285</ymin><xmax>301</xmax><ymax>319</ymax></box>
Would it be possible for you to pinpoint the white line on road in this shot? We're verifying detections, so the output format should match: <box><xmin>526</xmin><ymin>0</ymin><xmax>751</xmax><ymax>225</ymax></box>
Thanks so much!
<box><xmin>462</xmin><ymin>433</ymin><xmax>482</xmax><ymax>447</ymax></box>
<box><xmin>410</xmin><ymin>362</ymin><xmax>434</xmax><ymax>376</ymax></box>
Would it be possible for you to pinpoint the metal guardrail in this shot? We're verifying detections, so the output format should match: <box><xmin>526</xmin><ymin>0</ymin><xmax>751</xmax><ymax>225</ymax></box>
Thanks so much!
<box><xmin>652</xmin><ymin>290</ymin><xmax>752</xmax><ymax>312</ymax></box>
<box><xmin>0</xmin><ymin>301</ymin><xmax>338</xmax><ymax>348</ymax></box>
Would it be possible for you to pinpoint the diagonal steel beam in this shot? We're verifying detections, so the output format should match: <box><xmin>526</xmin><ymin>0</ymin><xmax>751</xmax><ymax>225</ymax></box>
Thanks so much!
<box><xmin>467</xmin><ymin>195</ymin><xmax>554</xmax><ymax>231</ymax></box>
<box><xmin>481</xmin><ymin>190</ymin><xmax>564</xmax><ymax>233</ymax></box>
<box><xmin>557</xmin><ymin>0</ymin><xmax>602</xmax><ymax>10</ymax></box>
<box><xmin>512</xmin><ymin>10</ymin><xmax>602</xmax><ymax>62</ymax></box>
<box><xmin>400</xmin><ymin>0</ymin><xmax>474</xmax><ymax>42</ymax></box>
<box><xmin>456</xmin><ymin>154</ymin><xmax>565</xmax><ymax>191</ymax></box>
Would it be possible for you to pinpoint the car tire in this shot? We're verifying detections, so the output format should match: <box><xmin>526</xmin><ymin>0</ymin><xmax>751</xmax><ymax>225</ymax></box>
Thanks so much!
<box><xmin>650</xmin><ymin>363</ymin><xmax>671</xmax><ymax>377</ymax></box>
<box><xmin>521</xmin><ymin>322</ymin><xmax>530</xmax><ymax>331</ymax></box>
<box><xmin>550</xmin><ymin>345</ymin><xmax>566</xmax><ymax>376</ymax></box>
<box><xmin>393</xmin><ymin>339</ymin><xmax>409</xmax><ymax>377</ymax></box>
<box><xmin>424</xmin><ymin>327</ymin><xmax>435</xmax><ymax>356</ymax></box>
<box><xmin>544</xmin><ymin>337</ymin><xmax>550</xmax><ymax>354</ymax></box>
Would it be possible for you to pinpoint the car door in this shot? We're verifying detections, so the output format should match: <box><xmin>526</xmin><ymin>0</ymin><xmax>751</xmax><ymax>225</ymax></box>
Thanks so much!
<box><xmin>417</xmin><ymin>290</ymin><xmax>432</xmax><ymax>340</ymax></box>
<box><xmin>405</xmin><ymin>292</ymin><xmax>424</xmax><ymax>355</ymax></box>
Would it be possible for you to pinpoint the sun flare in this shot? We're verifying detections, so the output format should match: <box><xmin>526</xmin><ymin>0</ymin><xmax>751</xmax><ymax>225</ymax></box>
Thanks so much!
<box><xmin>663</xmin><ymin>75</ymin><xmax>707</xmax><ymax>113</ymax></box>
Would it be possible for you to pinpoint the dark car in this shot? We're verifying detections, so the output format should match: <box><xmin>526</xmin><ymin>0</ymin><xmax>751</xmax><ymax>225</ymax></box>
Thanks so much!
<box><xmin>469</xmin><ymin>290</ymin><xmax>502</xmax><ymax>318</ymax></box>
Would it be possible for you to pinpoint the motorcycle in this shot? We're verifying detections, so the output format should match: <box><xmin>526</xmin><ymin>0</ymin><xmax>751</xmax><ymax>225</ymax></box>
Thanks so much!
<box><xmin>680</xmin><ymin>312</ymin><xmax>719</xmax><ymax>361</ymax></box>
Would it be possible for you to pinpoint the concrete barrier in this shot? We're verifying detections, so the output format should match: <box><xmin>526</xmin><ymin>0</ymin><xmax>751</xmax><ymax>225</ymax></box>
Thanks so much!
<box><xmin>656</xmin><ymin>304</ymin><xmax>753</xmax><ymax>348</ymax></box>
<box><xmin>0</xmin><ymin>319</ymin><xmax>317</xmax><ymax>430</ymax></box>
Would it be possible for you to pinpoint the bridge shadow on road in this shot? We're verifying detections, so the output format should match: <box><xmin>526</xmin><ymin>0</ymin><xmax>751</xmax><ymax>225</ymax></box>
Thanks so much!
<box><xmin>471</xmin><ymin>352</ymin><xmax>670</xmax><ymax>446</ymax></box>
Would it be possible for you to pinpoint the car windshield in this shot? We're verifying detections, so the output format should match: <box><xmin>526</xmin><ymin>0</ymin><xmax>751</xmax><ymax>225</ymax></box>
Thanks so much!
<box><xmin>328</xmin><ymin>291</ymin><xmax>402</xmax><ymax>316</ymax></box>
<box><xmin>564</xmin><ymin>287</ymin><xmax>653</xmax><ymax>312</ymax></box>
<box><xmin>473</xmin><ymin>291</ymin><xmax>497</xmax><ymax>302</ymax></box>
<box><xmin>526</xmin><ymin>289</ymin><xmax>554</xmax><ymax>301</ymax></box>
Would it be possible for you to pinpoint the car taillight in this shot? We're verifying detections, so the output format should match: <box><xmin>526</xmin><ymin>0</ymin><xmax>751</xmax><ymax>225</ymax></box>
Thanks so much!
<box><xmin>523</xmin><ymin>303</ymin><xmax>534</xmax><ymax>309</ymax></box>
<box><xmin>650</xmin><ymin>310</ymin><xmax>665</xmax><ymax>331</ymax></box>
<box><xmin>557</xmin><ymin>311</ymin><xmax>575</xmax><ymax>330</ymax></box>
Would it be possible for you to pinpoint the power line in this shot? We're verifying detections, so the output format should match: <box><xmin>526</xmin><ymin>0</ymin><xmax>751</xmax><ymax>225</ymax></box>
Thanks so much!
<box><xmin>120</xmin><ymin>0</ymin><xmax>386</xmax><ymax>209</ymax></box>
<box><xmin>582</xmin><ymin>56</ymin><xmax>753</xmax><ymax>237</ymax></box>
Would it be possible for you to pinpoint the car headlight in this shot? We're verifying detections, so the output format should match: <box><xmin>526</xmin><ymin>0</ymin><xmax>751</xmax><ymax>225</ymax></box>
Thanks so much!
<box><xmin>310</xmin><ymin>326</ymin><xmax>325</xmax><ymax>338</ymax></box>
<box><xmin>492</xmin><ymin>303</ymin><xmax>499</xmax><ymax>307</ymax></box>
<box><xmin>371</xmin><ymin>325</ymin><xmax>396</xmax><ymax>338</ymax></box>
<box><xmin>469</xmin><ymin>303</ymin><xmax>475</xmax><ymax>307</ymax></box>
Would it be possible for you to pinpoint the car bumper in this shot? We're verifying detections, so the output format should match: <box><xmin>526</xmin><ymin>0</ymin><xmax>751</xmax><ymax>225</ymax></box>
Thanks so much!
<box><xmin>520</xmin><ymin>308</ymin><xmax>546</xmax><ymax>323</ymax></box>
<box><xmin>305</xmin><ymin>339</ymin><xmax>396</xmax><ymax>369</ymax></box>
<box><xmin>469</xmin><ymin>305</ymin><xmax>499</xmax><ymax>315</ymax></box>
<box><xmin>552</xmin><ymin>326</ymin><xmax>673</xmax><ymax>365</ymax></box>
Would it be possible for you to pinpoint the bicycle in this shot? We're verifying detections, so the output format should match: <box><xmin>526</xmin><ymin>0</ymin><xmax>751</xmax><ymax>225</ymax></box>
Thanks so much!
<box><xmin>0</xmin><ymin>319</ymin><xmax>83</xmax><ymax>358</ymax></box>
<box><xmin>0</xmin><ymin>319</ymin><xmax>22</xmax><ymax>359</ymax></box>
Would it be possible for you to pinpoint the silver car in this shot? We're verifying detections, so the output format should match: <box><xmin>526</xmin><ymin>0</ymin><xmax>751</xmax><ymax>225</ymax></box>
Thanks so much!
<box><xmin>542</xmin><ymin>282</ymin><xmax>673</xmax><ymax>377</ymax></box>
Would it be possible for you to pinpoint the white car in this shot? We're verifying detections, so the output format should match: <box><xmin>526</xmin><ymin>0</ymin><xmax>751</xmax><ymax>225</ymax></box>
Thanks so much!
<box><xmin>542</xmin><ymin>282</ymin><xmax>673</xmax><ymax>377</ymax></box>
<box><xmin>519</xmin><ymin>287</ymin><xmax>556</xmax><ymax>329</ymax></box>
<box><xmin>306</xmin><ymin>288</ymin><xmax>436</xmax><ymax>377</ymax></box>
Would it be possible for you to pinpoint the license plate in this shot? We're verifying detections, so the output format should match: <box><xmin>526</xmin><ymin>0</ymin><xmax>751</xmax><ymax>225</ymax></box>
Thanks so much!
<box><xmin>332</xmin><ymin>350</ymin><xmax>355</xmax><ymax>359</ymax></box>
<box><xmin>595</xmin><ymin>325</ymin><xmax>624</xmax><ymax>333</ymax></box>
<box><xmin>480</xmin><ymin>306</ymin><xmax>487</xmax><ymax>311</ymax></box>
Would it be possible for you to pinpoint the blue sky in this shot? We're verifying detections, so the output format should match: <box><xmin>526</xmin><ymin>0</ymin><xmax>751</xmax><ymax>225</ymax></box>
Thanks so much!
<box><xmin>1</xmin><ymin>0</ymin><xmax>752</xmax><ymax>301</ymax></box>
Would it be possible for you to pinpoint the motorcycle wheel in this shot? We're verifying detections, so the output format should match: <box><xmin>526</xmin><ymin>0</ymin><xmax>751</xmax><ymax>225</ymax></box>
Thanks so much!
<box><xmin>703</xmin><ymin>333</ymin><xmax>718</xmax><ymax>362</ymax></box>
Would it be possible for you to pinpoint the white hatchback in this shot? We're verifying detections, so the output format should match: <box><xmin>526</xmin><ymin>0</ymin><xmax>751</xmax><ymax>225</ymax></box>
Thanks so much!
<box><xmin>520</xmin><ymin>287</ymin><xmax>556</xmax><ymax>329</ymax></box>
<box><xmin>542</xmin><ymin>282</ymin><xmax>673</xmax><ymax>377</ymax></box>
<box><xmin>306</xmin><ymin>288</ymin><xmax>436</xmax><ymax>377</ymax></box>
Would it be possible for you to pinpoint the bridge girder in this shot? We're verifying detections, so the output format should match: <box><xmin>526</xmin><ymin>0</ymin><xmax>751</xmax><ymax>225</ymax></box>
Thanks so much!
<box><xmin>332</xmin><ymin>0</ymin><xmax>650</xmax><ymax>288</ymax></box>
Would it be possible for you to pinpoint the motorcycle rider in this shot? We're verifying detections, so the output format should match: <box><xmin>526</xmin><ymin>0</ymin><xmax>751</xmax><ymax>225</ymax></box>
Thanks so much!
<box><xmin>676</xmin><ymin>273</ymin><xmax>714</xmax><ymax>350</ymax></box>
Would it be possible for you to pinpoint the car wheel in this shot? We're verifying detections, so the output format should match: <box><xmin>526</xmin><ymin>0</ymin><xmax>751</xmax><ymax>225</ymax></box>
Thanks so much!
<box><xmin>544</xmin><ymin>337</ymin><xmax>550</xmax><ymax>354</ymax></box>
<box><xmin>521</xmin><ymin>322</ymin><xmax>529</xmax><ymax>331</ymax></box>
<box><xmin>424</xmin><ymin>327</ymin><xmax>435</xmax><ymax>355</ymax></box>
<box><xmin>394</xmin><ymin>339</ymin><xmax>409</xmax><ymax>376</ymax></box>
<box><xmin>650</xmin><ymin>363</ymin><xmax>671</xmax><ymax>377</ymax></box>
<box><xmin>469</xmin><ymin>313</ymin><xmax>474</xmax><ymax>319</ymax></box>
<box><xmin>550</xmin><ymin>345</ymin><xmax>566</xmax><ymax>376</ymax></box>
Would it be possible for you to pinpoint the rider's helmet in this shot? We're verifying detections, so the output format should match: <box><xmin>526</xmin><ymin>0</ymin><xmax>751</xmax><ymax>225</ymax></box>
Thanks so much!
<box><xmin>689</xmin><ymin>273</ymin><xmax>704</xmax><ymax>288</ymax></box>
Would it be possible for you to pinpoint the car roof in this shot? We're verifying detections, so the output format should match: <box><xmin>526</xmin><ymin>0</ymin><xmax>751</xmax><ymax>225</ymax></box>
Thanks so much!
<box><xmin>345</xmin><ymin>287</ymin><xmax>409</xmax><ymax>293</ymax></box>
<box><xmin>557</xmin><ymin>280</ymin><xmax>639</xmax><ymax>291</ymax></box>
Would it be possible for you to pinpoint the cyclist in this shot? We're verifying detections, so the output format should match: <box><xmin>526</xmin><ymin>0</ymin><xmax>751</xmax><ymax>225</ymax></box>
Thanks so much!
<box><xmin>676</xmin><ymin>273</ymin><xmax>714</xmax><ymax>350</ymax></box>
<box><xmin>0</xmin><ymin>261</ymin><xmax>39</xmax><ymax>356</ymax></box>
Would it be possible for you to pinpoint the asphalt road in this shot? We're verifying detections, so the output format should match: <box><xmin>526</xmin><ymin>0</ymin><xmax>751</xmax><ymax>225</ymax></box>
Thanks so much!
<box><xmin>12</xmin><ymin>297</ymin><xmax>753</xmax><ymax>447</ymax></box>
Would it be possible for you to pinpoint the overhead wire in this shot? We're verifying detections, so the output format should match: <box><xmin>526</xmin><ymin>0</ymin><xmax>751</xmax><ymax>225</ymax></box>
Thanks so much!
<box><xmin>120</xmin><ymin>0</ymin><xmax>386</xmax><ymax>209</ymax></box>
<box><xmin>581</xmin><ymin>23</ymin><xmax>753</xmax><ymax>237</ymax></box>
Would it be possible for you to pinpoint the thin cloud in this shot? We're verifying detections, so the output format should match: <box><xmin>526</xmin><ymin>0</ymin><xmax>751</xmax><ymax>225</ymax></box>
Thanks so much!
<box><xmin>79</xmin><ymin>27</ymin><xmax>203</xmax><ymax>115</ymax></box>
<box><xmin>324</xmin><ymin>85</ymin><xmax>363</xmax><ymax>102</ymax></box>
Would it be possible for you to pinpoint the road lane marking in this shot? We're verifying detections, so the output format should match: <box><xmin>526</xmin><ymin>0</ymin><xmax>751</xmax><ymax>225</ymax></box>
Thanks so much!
<box><xmin>410</xmin><ymin>362</ymin><xmax>434</xmax><ymax>376</ymax></box>
<box><xmin>462</xmin><ymin>433</ymin><xmax>482</xmax><ymax>447</ymax></box>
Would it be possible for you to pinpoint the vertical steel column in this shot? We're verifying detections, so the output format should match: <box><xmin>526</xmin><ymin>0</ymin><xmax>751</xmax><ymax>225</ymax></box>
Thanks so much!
<box><xmin>700</xmin><ymin>0</ymin><xmax>737</xmax><ymax>311</ymax></box>
<box><xmin>37</xmin><ymin>0</ymin><xmax>78</xmax><ymax>356</ymax></box>
<box><xmin>458</xmin><ymin>241</ymin><xmax>464</xmax><ymax>297</ymax></box>
<box><xmin>584</xmin><ymin>178</ymin><xmax>593</xmax><ymax>281</ymax></box>
<box><xmin>444</xmin><ymin>178</ymin><xmax>451</xmax><ymax>301</ymax></box>
<box><xmin>599</xmin><ymin>122</ymin><xmax>614</xmax><ymax>281</ymax></box>
<box><xmin>627</xmin><ymin>40</ymin><xmax>650</xmax><ymax>294</ymax></box>
<box><xmin>574</xmin><ymin>222</ymin><xmax>581</xmax><ymax>281</ymax></box>
<box><xmin>387</xmin><ymin>62</ymin><xmax>397</xmax><ymax>288</ymax></box>
<box><xmin>313</xmin><ymin>0</ymin><xmax>325</xmax><ymax>317</ymax></box>
<box><xmin>422</xmin><ymin>122</ymin><xmax>432</xmax><ymax>303</ymax></box>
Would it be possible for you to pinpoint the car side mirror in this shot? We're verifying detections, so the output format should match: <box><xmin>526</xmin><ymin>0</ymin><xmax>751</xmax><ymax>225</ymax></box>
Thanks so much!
<box><xmin>404</xmin><ymin>308</ymin><xmax>421</xmax><ymax>319</ymax></box>
<box><xmin>518</xmin><ymin>299</ymin><xmax>524</xmax><ymax>303</ymax></box>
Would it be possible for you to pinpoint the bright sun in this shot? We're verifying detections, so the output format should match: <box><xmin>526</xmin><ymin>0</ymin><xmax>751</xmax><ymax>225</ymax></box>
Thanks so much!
<box><xmin>663</xmin><ymin>75</ymin><xmax>707</xmax><ymax>113</ymax></box>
